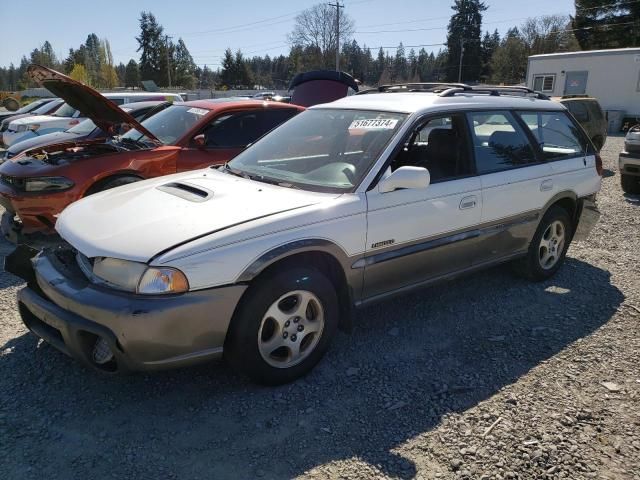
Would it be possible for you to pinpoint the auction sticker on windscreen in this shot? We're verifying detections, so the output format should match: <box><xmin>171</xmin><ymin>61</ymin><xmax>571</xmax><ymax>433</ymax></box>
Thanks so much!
<box><xmin>349</xmin><ymin>118</ymin><xmax>399</xmax><ymax>130</ymax></box>
<box><xmin>187</xmin><ymin>107</ymin><xmax>209</xmax><ymax>116</ymax></box>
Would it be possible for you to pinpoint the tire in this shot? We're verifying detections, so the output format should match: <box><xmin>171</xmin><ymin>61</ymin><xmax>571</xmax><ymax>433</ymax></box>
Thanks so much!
<box><xmin>86</xmin><ymin>176</ymin><xmax>141</xmax><ymax>196</ymax></box>
<box><xmin>513</xmin><ymin>206</ymin><xmax>573</xmax><ymax>281</ymax></box>
<box><xmin>621</xmin><ymin>174</ymin><xmax>640</xmax><ymax>194</ymax></box>
<box><xmin>225</xmin><ymin>266</ymin><xmax>339</xmax><ymax>385</ymax></box>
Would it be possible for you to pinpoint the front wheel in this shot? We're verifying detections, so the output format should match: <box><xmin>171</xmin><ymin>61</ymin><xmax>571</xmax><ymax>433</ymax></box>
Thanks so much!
<box><xmin>513</xmin><ymin>206</ymin><xmax>573</xmax><ymax>281</ymax></box>
<box><xmin>224</xmin><ymin>266</ymin><xmax>338</xmax><ymax>385</ymax></box>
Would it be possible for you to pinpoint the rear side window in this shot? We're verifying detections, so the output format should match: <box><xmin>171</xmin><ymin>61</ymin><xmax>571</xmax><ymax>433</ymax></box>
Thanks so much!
<box><xmin>467</xmin><ymin>111</ymin><xmax>537</xmax><ymax>174</ymax></box>
<box><xmin>517</xmin><ymin>111</ymin><xmax>585</xmax><ymax>160</ymax></box>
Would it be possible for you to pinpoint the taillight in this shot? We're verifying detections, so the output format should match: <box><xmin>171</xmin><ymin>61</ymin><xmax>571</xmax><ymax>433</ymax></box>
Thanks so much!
<box><xmin>69</xmin><ymin>119</ymin><xmax>80</xmax><ymax>126</ymax></box>
<box><xmin>595</xmin><ymin>154</ymin><xmax>603</xmax><ymax>176</ymax></box>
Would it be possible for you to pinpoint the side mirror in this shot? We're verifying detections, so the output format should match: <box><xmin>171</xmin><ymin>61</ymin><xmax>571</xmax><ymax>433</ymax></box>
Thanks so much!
<box><xmin>378</xmin><ymin>166</ymin><xmax>430</xmax><ymax>193</ymax></box>
<box><xmin>192</xmin><ymin>134</ymin><xmax>206</xmax><ymax>148</ymax></box>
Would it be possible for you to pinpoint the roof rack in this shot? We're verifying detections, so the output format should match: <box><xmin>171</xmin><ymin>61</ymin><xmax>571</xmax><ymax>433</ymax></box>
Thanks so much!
<box><xmin>356</xmin><ymin>82</ymin><xmax>471</xmax><ymax>94</ymax></box>
<box><xmin>439</xmin><ymin>85</ymin><xmax>550</xmax><ymax>100</ymax></box>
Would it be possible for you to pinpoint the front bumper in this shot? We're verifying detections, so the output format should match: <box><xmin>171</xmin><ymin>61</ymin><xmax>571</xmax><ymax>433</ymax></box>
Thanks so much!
<box><xmin>619</xmin><ymin>152</ymin><xmax>640</xmax><ymax>177</ymax></box>
<box><xmin>0</xmin><ymin>180</ymin><xmax>76</xmax><ymax>234</ymax></box>
<box><xmin>573</xmin><ymin>195</ymin><xmax>601</xmax><ymax>242</ymax></box>
<box><xmin>8</xmin><ymin>246</ymin><xmax>247</xmax><ymax>372</ymax></box>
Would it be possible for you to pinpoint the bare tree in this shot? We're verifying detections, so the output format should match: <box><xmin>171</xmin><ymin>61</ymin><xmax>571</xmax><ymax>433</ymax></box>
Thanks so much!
<box><xmin>288</xmin><ymin>3</ymin><xmax>355</xmax><ymax>69</ymax></box>
<box><xmin>520</xmin><ymin>15</ymin><xmax>580</xmax><ymax>55</ymax></box>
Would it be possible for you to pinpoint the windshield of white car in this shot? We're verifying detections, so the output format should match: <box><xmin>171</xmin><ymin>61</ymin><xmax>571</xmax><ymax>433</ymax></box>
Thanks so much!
<box><xmin>16</xmin><ymin>100</ymin><xmax>48</xmax><ymax>114</ymax></box>
<box><xmin>120</xmin><ymin>104</ymin><xmax>208</xmax><ymax>145</ymax></box>
<box><xmin>227</xmin><ymin>109</ymin><xmax>407</xmax><ymax>193</ymax></box>
<box><xmin>33</xmin><ymin>101</ymin><xmax>61</xmax><ymax>115</ymax></box>
<box><xmin>52</xmin><ymin>103</ymin><xmax>77</xmax><ymax>118</ymax></box>
<box><xmin>67</xmin><ymin>119</ymin><xmax>97</xmax><ymax>135</ymax></box>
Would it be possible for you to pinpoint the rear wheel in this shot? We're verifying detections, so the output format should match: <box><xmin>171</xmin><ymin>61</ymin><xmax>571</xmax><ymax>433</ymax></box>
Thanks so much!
<box><xmin>225</xmin><ymin>266</ymin><xmax>338</xmax><ymax>385</ymax></box>
<box><xmin>513</xmin><ymin>206</ymin><xmax>572</xmax><ymax>281</ymax></box>
<box><xmin>621</xmin><ymin>174</ymin><xmax>640</xmax><ymax>194</ymax></box>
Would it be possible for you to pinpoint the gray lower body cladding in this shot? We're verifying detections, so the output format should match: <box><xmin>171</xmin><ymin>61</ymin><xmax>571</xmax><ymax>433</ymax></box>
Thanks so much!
<box><xmin>14</xmin><ymin>248</ymin><xmax>246</xmax><ymax>372</ymax></box>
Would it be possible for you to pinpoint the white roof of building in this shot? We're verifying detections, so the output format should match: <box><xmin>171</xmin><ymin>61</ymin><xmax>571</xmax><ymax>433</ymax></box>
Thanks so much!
<box><xmin>530</xmin><ymin>47</ymin><xmax>640</xmax><ymax>59</ymax></box>
<box><xmin>314</xmin><ymin>92</ymin><xmax>564</xmax><ymax>114</ymax></box>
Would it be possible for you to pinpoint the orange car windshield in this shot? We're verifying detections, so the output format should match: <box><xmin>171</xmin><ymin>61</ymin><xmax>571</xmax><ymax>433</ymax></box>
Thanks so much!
<box><xmin>121</xmin><ymin>105</ymin><xmax>209</xmax><ymax>145</ymax></box>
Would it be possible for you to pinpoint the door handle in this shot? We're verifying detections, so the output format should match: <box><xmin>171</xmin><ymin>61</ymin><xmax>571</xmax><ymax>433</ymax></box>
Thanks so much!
<box><xmin>540</xmin><ymin>179</ymin><xmax>554</xmax><ymax>192</ymax></box>
<box><xmin>459</xmin><ymin>195</ymin><xmax>477</xmax><ymax>210</ymax></box>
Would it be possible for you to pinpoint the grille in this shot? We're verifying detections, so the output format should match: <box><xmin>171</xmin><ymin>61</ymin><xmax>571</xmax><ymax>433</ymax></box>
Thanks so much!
<box><xmin>0</xmin><ymin>175</ymin><xmax>25</xmax><ymax>190</ymax></box>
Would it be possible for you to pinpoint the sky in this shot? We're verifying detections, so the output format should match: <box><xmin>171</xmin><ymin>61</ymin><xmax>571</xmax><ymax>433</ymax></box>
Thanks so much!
<box><xmin>0</xmin><ymin>0</ymin><xmax>576</xmax><ymax>68</ymax></box>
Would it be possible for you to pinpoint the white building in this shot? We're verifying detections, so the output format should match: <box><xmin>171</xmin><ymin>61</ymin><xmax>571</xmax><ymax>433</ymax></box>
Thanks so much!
<box><xmin>526</xmin><ymin>48</ymin><xmax>640</xmax><ymax>119</ymax></box>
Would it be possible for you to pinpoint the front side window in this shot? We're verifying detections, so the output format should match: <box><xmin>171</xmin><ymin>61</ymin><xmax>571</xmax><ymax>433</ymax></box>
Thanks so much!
<box><xmin>227</xmin><ymin>109</ymin><xmax>408</xmax><ymax>193</ymax></box>
<box><xmin>67</xmin><ymin>119</ymin><xmax>97</xmax><ymax>135</ymax></box>
<box><xmin>390</xmin><ymin>114</ymin><xmax>473</xmax><ymax>182</ymax></box>
<box><xmin>200</xmin><ymin>109</ymin><xmax>298</xmax><ymax>148</ymax></box>
<box><xmin>467</xmin><ymin>111</ymin><xmax>537</xmax><ymax>174</ymax></box>
<box><xmin>517</xmin><ymin>111</ymin><xmax>585</xmax><ymax>160</ymax></box>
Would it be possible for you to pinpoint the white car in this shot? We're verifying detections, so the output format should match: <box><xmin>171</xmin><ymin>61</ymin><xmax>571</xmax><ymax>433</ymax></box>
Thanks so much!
<box><xmin>620</xmin><ymin>125</ymin><xmax>640</xmax><ymax>194</ymax></box>
<box><xmin>10</xmin><ymin>84</ymin><xmax>602</xmax><ymax>384</ymax></box>
<box><xmin>2</xmin><ymin>92</ymin><xmax>183</xmax><ymax>146</ymax></box>
<box><xmin>2</xmin><ymin>102</ymin><xmax>83</xmax><ymax>146</ymax></box>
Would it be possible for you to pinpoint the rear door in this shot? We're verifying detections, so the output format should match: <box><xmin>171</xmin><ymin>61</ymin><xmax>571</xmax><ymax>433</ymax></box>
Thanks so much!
<box><xmin>468</xmin><ymin>110</ymin><xmax>552</xmax><ymax>263</ymax></box>
<box><xmin>176</xmin><ymin>108</ymin><xmax>299</xmax><ymax>172</ymax></box>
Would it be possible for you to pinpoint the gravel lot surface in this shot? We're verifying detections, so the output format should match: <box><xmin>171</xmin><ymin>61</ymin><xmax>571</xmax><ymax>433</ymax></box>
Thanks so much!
<box><xmin>0</xmin><ymin>136</ymin><xmax>638</xmax><ymax>480</ymax></box>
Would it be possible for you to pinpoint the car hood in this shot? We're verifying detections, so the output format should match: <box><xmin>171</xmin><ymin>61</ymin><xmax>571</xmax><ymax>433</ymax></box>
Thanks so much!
<box><xmin>9</xmin><ymin>115</ymin><xmax>78</xmax><ymax>127</ymax></box>
<box><xmin>27</xmin><ymin>64</ymin><xmax>159</xmax><ymax>142</ymax></box>
<box><xmin>57</xmin><ymin>168</ymin><xmax>338</xmax><ymax>262</ymax></box>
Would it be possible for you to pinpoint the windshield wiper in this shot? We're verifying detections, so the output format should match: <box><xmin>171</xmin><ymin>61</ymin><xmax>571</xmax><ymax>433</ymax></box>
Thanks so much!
<box><xmin>222</xmin><ymin>163</ymin><xmax>249</xmax><ymax>179</ymax></box>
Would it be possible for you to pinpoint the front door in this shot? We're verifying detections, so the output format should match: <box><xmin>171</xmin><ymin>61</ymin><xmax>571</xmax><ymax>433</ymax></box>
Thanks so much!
<box><xmin>363</xmin><ymin>113</ymin><xmax>482</xmax><ymax>300</ymax></box>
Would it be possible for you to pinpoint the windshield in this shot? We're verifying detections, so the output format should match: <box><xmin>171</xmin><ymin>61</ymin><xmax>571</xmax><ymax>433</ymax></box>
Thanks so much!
<box><xmin>16</xmin><ymin>100</ymin><xmax>47</xmax><ymax>114</ymax></box>
<box><xmin>67</xmin><ymin>119</ymin><xmax>97</xmax><ymax>135</ymax></box>
<box><xmin>120</xmin><ymin>104</ymin><xmax>208</xmax><ymax>145</ymax></box>
<box><xmin>33</xmin><ymin>100</ymin><xmax>61</xmax><ymax>115</ymax></box>
<box><xmin>52</xmin><ymin>103</ymin><xmax>77</xmax><ymax>118</ymax></box>
<box><xmin>227</xmin><ymin>109</ymin><xmax>407</xmax><ymax>193</ymax></box>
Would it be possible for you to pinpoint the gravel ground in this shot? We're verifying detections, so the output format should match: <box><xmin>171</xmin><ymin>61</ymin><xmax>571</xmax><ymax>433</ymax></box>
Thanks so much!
<box><xmin>0</xmin><ymin>136</ymin><xmax>638</xmax><ymax>480</ymax></box>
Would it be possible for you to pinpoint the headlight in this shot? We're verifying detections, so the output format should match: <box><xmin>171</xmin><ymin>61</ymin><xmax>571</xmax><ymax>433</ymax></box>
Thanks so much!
<box><xmin>137</xmin><ymin>267</ymin><xmax>189</xmax><ymax>294</ymax></box>
<box><xmin>24</xmin><ymin>176</ymin><xmax>74</xmax><ymax>192</ymax></box>
<box><xmin>91</xmin><ymin>257</ymin><xmax>189</xmax><ymax>294</ymax></box>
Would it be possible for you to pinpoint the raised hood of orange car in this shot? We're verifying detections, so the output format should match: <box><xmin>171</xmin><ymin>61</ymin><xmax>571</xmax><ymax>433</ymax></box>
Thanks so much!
<box><xmin>27</xmin><ymin>64</ymin><xmax>160</xmax><ymax>143</ymax></box>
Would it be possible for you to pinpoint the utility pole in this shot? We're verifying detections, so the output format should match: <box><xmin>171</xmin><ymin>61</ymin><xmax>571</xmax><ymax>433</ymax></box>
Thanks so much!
<box><xmin>165</xmin><ymin>35</ymin><xmax>173</xmax><ymax>88</ymax></box>
<box><xmin>328</xmin><ymin>2</ymin><xmax>343</xmax><ymax>71</ymax></box>
<box><xmin>458</xmin><ymin>38</ymin><xmax>464</xmax><ymax>83</ymax></box>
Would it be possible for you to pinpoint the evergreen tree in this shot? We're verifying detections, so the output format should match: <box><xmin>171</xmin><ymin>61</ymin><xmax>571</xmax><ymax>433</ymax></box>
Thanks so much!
<box><xmin>125</xmin><ymin>59</ymin><xmax>140</xmax><ymax>89</ymax></box>
<box><xmin>489</xmin><ymin>27</ymin><xmax>527</xmax><ymax>84</ymax></box>
<box><xmin>136</xmin><ymin>11</ymin><xmax>164</xmax><ymax>85</ymax></box>
<box><xmin>174</xmin><ymin>38</ymin><xmax>197</xmax><ymax>89</ymax></box>
<box><xmin>393</xmin><ymin>42</ymin><xmax>407</xmax><ymax>82</ymax></box>
<box><xmin>480</xmin><ymin>29</ymin><xmax>500</xmax><ymax>82</ymax></box>
<box><xmin>573</xmin><ymin>0</ymin><xmax>640</xmax><ymax>49</ymax></box>
<box><xmin>445</xmin><ymin>0</ymin><xmax>487</xmax><ymax>82</ymax></box>
<box><xmin>220</xmin><ymin>48</ymin><xmax>235</xmax><ymax>88</ymax></box>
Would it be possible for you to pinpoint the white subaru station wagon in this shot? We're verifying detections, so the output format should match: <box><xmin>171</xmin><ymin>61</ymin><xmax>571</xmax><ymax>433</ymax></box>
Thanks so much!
<box><xmin>9</xmin><ymin>84</ymin><xmax>602</xmax><ymax>384</ymax></box>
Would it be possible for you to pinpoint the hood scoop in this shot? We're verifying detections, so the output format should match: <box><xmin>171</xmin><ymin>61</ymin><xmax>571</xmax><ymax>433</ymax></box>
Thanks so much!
<box><xmin>156</xmin><ymin>182</ymin><xmax>213</xmax><ymax>202</ymax></box>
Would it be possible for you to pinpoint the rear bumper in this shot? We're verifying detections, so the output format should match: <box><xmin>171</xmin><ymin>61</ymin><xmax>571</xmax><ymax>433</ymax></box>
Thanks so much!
<box><xmin>619</xmin><ymin>152</ymin><xmax>640</xmax><ymax>177</ymax></box>
<box><xmin>573</xmin><ymin>195</ymin><xmax>600</xmax><ymax>242</ymax></box>
<box><xmin>9</xmin><ymin>247</ymin><xmax>247</xmax><ymax>372</ymax></box>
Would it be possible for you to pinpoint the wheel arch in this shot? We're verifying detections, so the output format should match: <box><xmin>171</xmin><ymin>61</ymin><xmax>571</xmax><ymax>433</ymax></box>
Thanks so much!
<box><xmin>82</xmin><ymin>170</ymin><xmax>145</xmax><ymax>197</ymax></box>
<box><xmin>236</xmin><ymin>239</ymin><xmax>359</xmax><ymax>333</ymax></box>
<box><xmin>538</xmin><ymin>191</ymin><xmax>580</xmax><ymax>236</ymax></box>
